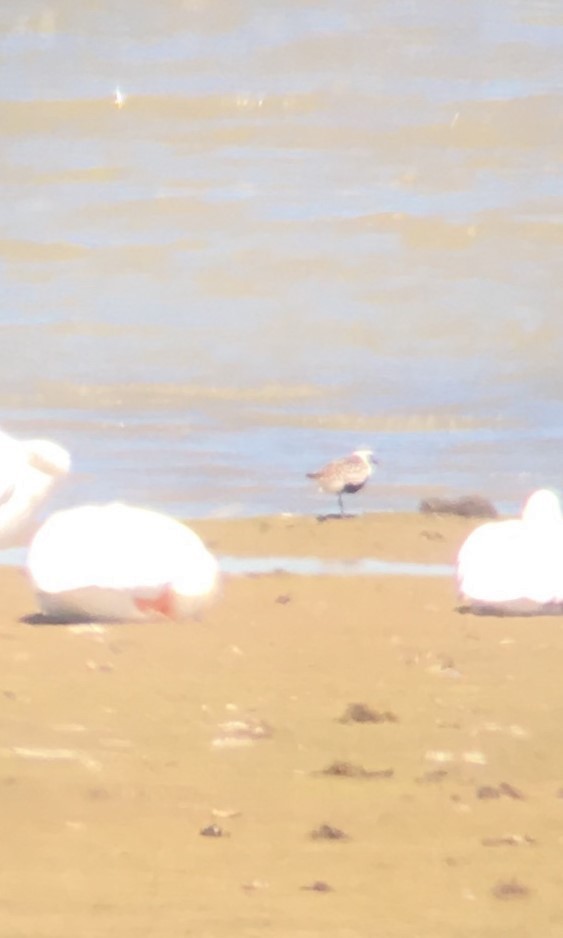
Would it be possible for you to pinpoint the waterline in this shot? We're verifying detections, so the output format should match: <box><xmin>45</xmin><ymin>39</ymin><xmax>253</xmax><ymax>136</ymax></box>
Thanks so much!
<box><xmin>0</xmin><ymin>547</ymin><xmax>454</xmax><ymax>578</ymax></box>
<box><xmin>219</xmin><ymin>555</ymin><xmax>454</xmax><ymax>577</ymax></box>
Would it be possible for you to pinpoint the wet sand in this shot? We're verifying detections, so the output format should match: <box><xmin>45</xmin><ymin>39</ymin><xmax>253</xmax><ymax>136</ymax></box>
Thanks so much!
<box><xmin>1</xmin><ymin>512</ymin><xmax>563</xmax><ymax>936</ymax></box>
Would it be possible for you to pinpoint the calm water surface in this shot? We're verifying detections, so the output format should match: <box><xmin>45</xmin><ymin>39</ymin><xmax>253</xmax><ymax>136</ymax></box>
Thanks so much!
<box><xmin>1</xmin><ymin>1</ymin><xmax>563</xmax><ymax>519</ymax></box>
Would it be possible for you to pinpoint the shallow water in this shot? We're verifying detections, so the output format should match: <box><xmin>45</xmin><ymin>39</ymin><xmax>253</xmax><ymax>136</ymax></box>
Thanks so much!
<box><xmin>220</xmin><ymin>554</ymin><xmax>454</xmax><ymax>577</ymax></box>
<box><xmin>0</xmin><ymin>545</ymin><xmax>453</xmax><ymax>578</ymax></box>
<box><xmin>1</xmin><ymin>1</ymin><xmax>563</xmax><ymax>518</ymax></box>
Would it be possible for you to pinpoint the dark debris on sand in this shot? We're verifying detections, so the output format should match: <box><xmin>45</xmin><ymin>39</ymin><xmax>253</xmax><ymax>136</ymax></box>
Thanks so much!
<box><xmin>420</xmin><ymin>530</ymin><xmax>445</xmax><ymax>541</ymax></box>
<box><xmin>492</xmin><ymin>878</ymin><xmax>531</xmax><ymax>900</ymax></box>
<box><xmin>309</xmin><ymin>824</ymin><xmax>349</xmax><ymax>841</ymax></box>
<box><xmin>301</xmin><ymin>881</ymin><xmax>333</xmax><ymax>893</ymax></box>
<box><xmin>317</xmin><ymin>760</ymin><xmax>394</xmax><ymax>780</ymax></box>
<box><xmin>339</xmin><ymin>702</ymin><xmax>398</xmax><ymax>724</ymax></box>
<box><xmin>415</xmin><ymin>769</ymin><xmax>449</xmax><ymax>784</ymax></box>
<box><xmin>477</xmin><ymin>782</ymin><xmax>526</xmax><ymax>800</ymax></box>
<box><xmin>200</xmin><ymin>824</ymin><xmax>229</xmax><ymax>838</ymax></box>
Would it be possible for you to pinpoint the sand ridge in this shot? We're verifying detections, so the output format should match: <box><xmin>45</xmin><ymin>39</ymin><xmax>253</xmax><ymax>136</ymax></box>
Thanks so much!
<box><xmin>189</xmin><ymin>510</ymin><xmax>482</xmax><ymax>564</ymax></box>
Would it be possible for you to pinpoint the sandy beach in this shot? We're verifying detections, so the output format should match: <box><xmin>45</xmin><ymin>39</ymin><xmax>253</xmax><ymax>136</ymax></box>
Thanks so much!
<box><xmin>0</xmin><ymin>511</ymin><xmax>562</xmax><ymax>937</ymax></box>
<box><xmin>2</xmin><ymin>3</ymin><xmax>562</xmax><ymax>935</ymax></box>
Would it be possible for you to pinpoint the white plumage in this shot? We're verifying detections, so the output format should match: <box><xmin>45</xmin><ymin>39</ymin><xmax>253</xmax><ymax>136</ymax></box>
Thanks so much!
<box><xmin>0</xmin><ymin>430</ymin><xmax>71</xmax><ymax>549</ymax></box>
<box><xmin>27</xmin><ymin>503</ymin><xmax>220</xmax><ymax>622</ymax></box>
<box><xmin>456</xmin><ymin>489</ymin><xmax>563</xmax><ymax>613</ymax></box>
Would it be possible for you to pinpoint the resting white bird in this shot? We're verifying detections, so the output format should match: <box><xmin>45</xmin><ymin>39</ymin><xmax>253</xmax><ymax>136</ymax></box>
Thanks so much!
<box><xmin>456</xmin><ymin>489</ymin><xmax>563</xmax><ymax>614</ymax></box>
<box><xmin>27</xmin><ymin>502</ymin><xmax>220</xmax><ymax>622</ymax></box>
<box><xmin>0</xmin><ymin>430</ymin><xmax>71</xmax><ymax>549</ymax></box>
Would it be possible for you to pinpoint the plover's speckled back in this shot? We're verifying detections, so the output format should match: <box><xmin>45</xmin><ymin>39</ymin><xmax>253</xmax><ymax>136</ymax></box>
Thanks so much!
<box><xmin>306</xmin><ymin>449</ymin><xmax>378</xmax><ymax>516</ymax></box>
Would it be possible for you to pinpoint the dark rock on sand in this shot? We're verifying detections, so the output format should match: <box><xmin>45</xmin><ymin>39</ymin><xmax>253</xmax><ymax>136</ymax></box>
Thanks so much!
<box><xmin>301</xmin><ymin>881</ymin><xmax>333</xmax><ymax>892</ymax></box>
<box><xmin>309</xmin><ymin>824</ymin><xmax>349</xmax><ymax>841</ymax></box>
<box><xmin>318</xmin><ymin>760</ymin><xmax>394</xmax><ymax>779</ymax></box>
<box><xmin>339</xmin><ymin>702</ymin><xmax>398</xmax><ymax>724</ymax></box>
<box><xmin>200</xmin><ymin>824</ymin><xmax>229</xmax><ymax>838</ymax></box>
<box><xmin>492</xmin><ymin>878</ymin><xmax>531</xmax><ymax>900</ymax></box>
<box><xmin>477</xmin><ymin>782</ymin><xmax>525</xmax><ymax>800</ymax></box>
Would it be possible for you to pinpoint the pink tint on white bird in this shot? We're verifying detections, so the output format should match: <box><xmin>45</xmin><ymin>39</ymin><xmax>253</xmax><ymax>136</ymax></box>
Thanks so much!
<box><xmin>27</xmin><ymin>502</ymin><xmax>220</xmax><ymax>623</ymax></box>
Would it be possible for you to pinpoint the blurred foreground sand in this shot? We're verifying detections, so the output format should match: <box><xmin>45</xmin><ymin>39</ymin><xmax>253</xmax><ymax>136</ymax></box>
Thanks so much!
<box><xmin>0</xmin><ymin>512</ymin><xmax>561</xmax><ymax>937</ymax></box>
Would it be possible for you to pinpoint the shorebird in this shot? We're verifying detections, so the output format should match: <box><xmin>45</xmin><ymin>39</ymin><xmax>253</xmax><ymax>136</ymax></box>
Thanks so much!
<box><xmin>456</xmin><ymin>489</ymin><xmax>563</xmax><ymax>614</ymax></box>
<box><xmin>307</xmin><ymin>449</ymin><xmax>378</xmax><ymax>516</ymax></box>
<box><xmin>27</xmin><ymin>502</ymin><xmax>220</xmax><ymax>622</ymax></box>
<box><xmin>0</xmin><ymin>430</ymin><xmax>71</xmax><ymax>549</ymax></box>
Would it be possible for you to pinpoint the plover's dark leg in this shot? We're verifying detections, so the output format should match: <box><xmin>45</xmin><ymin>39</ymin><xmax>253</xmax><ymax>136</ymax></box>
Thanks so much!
<box><xmin>338</xmin><ymin>493</ymin><xmax>344</xmax><ymax>516</ymax></box>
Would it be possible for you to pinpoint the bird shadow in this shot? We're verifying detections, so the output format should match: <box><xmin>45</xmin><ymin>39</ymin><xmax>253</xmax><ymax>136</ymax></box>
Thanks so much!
<box><xmin>456</xmin><ymin>604</ymin><xmax>563</xmax><ymax>618</ymax></box>
<box><xmin>316</xmin><ymin>513</ymin><xmax>356</xmax><ymax>523</ymax></box>
<box><xmin>20</xmin><ymin>612</ymin><xmax>92</xmax><ymax>627</ymax></box>
<box><xmin>20</xmin><ymin>611</ymin><xmax>206</xmax><ymax>627</ymax></box>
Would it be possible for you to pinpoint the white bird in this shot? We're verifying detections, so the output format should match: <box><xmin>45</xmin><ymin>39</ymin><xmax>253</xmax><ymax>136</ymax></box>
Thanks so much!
<box><xmin>27</xmin><ymin>502</ymin><xmax>220</xmax><ymax>623</ymax></box>
<box><xmin>0</xmin><ymin>430</ymin><xmax>71</xmax><ymax>549</ymax></box>
<box><xmin>307</xmin><ymin>449</ymin><xmax>378</xmax><ymax>516</ymax></box>
<box><xmin>456</xmin><ymin>489</ymin><xmax>563</xmax><ymax>614</ymax></box>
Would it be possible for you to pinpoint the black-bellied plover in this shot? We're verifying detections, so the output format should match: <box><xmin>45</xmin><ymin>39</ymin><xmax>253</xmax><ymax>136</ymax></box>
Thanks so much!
<box><xmin>27</xmin><ymin>503</ymin><xmax>219</xmax><ymax>622</ymax></box>
<box><xmin>306</xmin><ymin>449</ymin><xmax>378</xmax><ymax>516</ymax></box>
<box><xmin>0</xmin><ymin>430</ymin><xmax>71</xmax><ymax>549</ymax></box>
<box><xmin>456</xmin><ymin>488</ymin><xmax>563</xmax><ymax>614</ymax></box>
